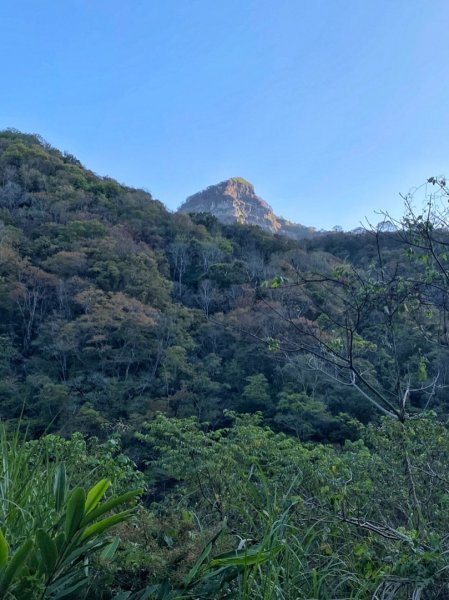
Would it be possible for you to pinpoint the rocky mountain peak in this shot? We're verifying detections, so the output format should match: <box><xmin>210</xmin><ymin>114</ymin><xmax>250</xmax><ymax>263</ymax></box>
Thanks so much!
<box><xmin>178</xmin><ymin>178</ymin><xmax>318</xmax><ymax>240</ymax></box>
<box><xmin>178</xmin><ymin>177</ymin><xmax>281</xmax><ymax>233</ymax></box>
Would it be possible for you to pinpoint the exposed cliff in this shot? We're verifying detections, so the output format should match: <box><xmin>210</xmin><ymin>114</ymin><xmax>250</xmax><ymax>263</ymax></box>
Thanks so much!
<box><xmin>178</xmin><ymin>177</ymin><xmax>317</xmax><ymax>239</ymax></box>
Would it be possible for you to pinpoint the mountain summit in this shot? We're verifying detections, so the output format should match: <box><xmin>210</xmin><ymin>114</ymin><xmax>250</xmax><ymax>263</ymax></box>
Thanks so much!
<box><xmin>178</xmin><ymin>177</ymin><xmax>281</xmax><ymax>233</ymax></box>
<box><xmin>178</xmin><ymin>177</ymin><xmax>316</xmax><ymax>239</ymax></box>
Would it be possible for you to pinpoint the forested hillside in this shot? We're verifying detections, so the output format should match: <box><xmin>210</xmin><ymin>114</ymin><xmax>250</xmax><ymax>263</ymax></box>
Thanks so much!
<box><xmin>3</xmin><ymin>130</ymin><xmax>448</xmax><ymax>441</ymax></box>
<box><xmin>3</xmin><ymin>130</ymin><xmax>449</xmax><ymax>598</ymax></box>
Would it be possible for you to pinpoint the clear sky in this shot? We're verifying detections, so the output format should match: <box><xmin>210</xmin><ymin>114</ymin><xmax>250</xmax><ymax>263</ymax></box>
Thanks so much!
<box><xmin>1</xmin><ymin>0</ymin><xmax>448</xmax><ymax>230</ymax></box>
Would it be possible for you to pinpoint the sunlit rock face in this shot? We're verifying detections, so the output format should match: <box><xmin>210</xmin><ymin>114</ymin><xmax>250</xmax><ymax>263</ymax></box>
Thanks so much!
<box><xmin>179</xmin><ymin>177</ymin><xmax>280</xmax><ymax>233</ymax></box>
<box><xmin>178</xmin><ymin>177</ymin><xmax>317</xmax><ymax>239</ymax></box>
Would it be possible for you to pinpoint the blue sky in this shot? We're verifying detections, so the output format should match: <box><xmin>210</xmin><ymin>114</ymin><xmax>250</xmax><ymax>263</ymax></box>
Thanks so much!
<box><xmin>1</xmin><ymin>0</ymin><xmax>448</xmax><ymax>229</ymax></box>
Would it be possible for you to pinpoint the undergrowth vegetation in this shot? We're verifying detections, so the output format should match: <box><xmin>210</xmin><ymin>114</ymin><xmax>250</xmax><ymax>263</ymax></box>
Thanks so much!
<box><xmin>4</xmin><ymin>415</ymin><xmax>449</xmax><ymax>598</ymax></box>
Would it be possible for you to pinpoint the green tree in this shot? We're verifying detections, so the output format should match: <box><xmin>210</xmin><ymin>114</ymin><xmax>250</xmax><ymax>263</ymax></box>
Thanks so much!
<box><xmin>241</xmin><ymin>374</ymin><xmax>272</xmax><ymax>412</ymax></box>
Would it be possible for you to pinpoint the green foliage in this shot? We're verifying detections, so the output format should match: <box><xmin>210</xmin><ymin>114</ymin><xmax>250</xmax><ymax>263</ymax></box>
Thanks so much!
<box><xmin>131</xmin><ymin>413</ymin><xmax>449</xmax><ymax>598</ymax></box>
<box><xmin>0</xmin><ymin>424</ymin><xmax>142</xmax><ymax>598</ymax></box>
<box><xmin>3</xmin><ymin>129</ymin><xmax>448</xmax><ymax>441</ymax></box>
<box><xmin>241</xmin><ymin>374</ymin><xmax>271</xmax><ymax>412</ymax></box>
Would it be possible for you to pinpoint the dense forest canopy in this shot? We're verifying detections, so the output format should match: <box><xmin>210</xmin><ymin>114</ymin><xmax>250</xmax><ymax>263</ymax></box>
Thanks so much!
<box><xmin>2</xmin><ymin>130</ymin><xmax>449</xmax><ymax>598</ymax></box>
<box><xmin>2</xmin><ymin>129</ymin><xmax>448</xmax><ymax>440</ymax></box>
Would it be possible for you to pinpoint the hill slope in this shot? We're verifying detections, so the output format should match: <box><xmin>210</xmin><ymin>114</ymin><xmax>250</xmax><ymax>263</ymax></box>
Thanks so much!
<box><xmin>1</xmin><ymin>129</ymin><xmax>445</xmax><ymax>444</ymax></box>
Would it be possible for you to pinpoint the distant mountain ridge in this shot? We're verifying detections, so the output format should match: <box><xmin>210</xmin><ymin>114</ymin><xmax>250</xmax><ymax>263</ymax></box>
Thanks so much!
<box><xmin>178</xmin><ymin>177</ymin><xmax>318</xmax><ymax>239</ymax></box>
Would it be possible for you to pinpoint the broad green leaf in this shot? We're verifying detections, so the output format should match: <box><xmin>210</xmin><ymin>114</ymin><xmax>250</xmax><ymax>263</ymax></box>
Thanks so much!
<box><xmin>80</xmin><ymin>488</ymin><xmax>142</xmax><ymax>526</ymax></box>
<box><xmin>53</xmin><ymin>464</ymin><xmax>67</xmax><ymax>512</ymax></box>
<box><xmin>210</xmin><ymin>544</ymin><xmax>282</xmax><ymax>568</ymax></box>
<box><xmin>184</xmin><ymin>526</ymin><xmax>224</xmax><ymax>586</ymax></box>
<box><xmin>54</xmin><ymin>533</ymin><xmax>66</xmax><ymax>553</ymax></box>
<box><xmin>183</xmin><ymin>542</ymin><xmax>212</xmax><ymax>586</ymax></box>
<box><xmin>50</xmin><ymin>573</ymin><xmax>87</xmax><ymax>599</ymax></box>
<box><xmin>85</xmin><ymin>479</ymin><xmax>111</xmax><ymax>515</ymax></box>
<box><xmin>45</xmin><ymin>568</ymin><xmax>85</xmax><ymax>594</ymax></box>
<box><xmin>0</xmin><ymin>530</ymin><xmax>8</xmax><ymax>568</ymax></box>
<box><xmin>57</xmin><ymin>540</ymin><xmax>106</xmax><ymax>571</ymax></box>
<box><xmin>64</xmin><ymin>487</ymin><xmax>86</xmax><ymax>540</ymax></box>
<box><xmin>36</xmin><ymin>529</ymin><xmax>58</xmax><ymax>576</ymax></box>
<box><xmin>100</xmin><ymin>536</ymin><xmax>120</xmax><ymax>561</ymax></box>
<box><xmin>81</xmin><ymin>509</ymin><xmax>134</xmax><ymax>541</ymax></box>
<box><xmin>210</xmin><ymin>551</ymin><xmax>271</xmax><ymax>567</ymax></box>
<box><xmin>0</xmin><ymin>538</ymin><xmax>33</xmax><ymax>594</ymax></box>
